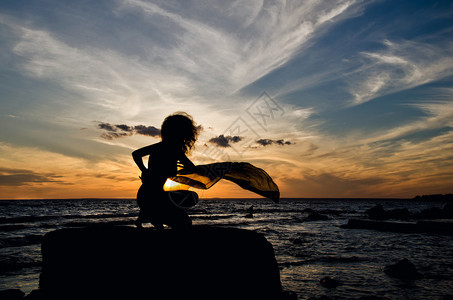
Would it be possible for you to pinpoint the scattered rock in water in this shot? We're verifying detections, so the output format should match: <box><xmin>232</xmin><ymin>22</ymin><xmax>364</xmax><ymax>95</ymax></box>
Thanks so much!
<box><xmin>442</xmin><ymin>202</ymin><xmax>453</xmax><ymax>219</ymax></box>
<box><xmin>0</xmin><ymin>289</ymin><xmax>25</xmax><ymax>300</ymax></box>
<box><xmin>388</xmin><ymin>208</ymin><xmax>411</xmax><ymax>220</ymax></box>
<box><xmin>443</xmin><ymin>203</ymin><xmax>453</xmax><ymax>218</ymax></box>
<box><xmin>319</xmin><ymin>276</ymin><xmax>341</xmax><ymax>288</ymax></box>
<box><xmin>365</xmin><ymin>204</ymin><xmax>387</xmax><ymax>220</ymax></box>
<box><xmin>413</xmin><ymin>194</ymin><xmax>453</xmax><ymax>202</ymax></box>
<box><xmin>365</xmin><ymin>204</ymin><xmax>410</xmax><ymax>220</ymax></box>
<box><xmin>306</xmin><ymin>212</ymin><xmax>329</xmax><ymax>221</ymax></box>
<box><xmin>341</xmin><ymin>218</ymin><xmax>453</xmax><ymax>234</ymax></box>
<box><xmin>319</xmin><ymin>209</ymin><xmax>342</xmax><ymax>216</ymax></box>
<box><xmin>302</xmin><ymin>208</ymin><xmax>315</xmax><ymax>214</ymax></box>
<box><xmin>413</xmin><ymin>203</ymin><xmax>453</xmax><ymax>219</ymax></box>
<box><xmin>244</xmin><ymin>205</ymin><xmax>254</xmax><ymax>218</ymax></box>
<box><xmin>291</xmin><ymin>237</ymin><xmax>304</xmax><ymax>244</ymax></box>
<box><xmin>412</xmin><ymin>207</ymin><xmax>444</xmax><ymax>219</ymax></box>
<box><xmin>384</xmin><ymin>258</ymin><xmax>422</xmax><ymax>280</ymax></box>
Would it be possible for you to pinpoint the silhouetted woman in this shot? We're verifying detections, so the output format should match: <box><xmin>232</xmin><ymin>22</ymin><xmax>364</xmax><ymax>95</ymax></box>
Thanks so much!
<box><xmin>132</xmin><ymin>112</ymin><xmax>198</xmax><ymax>229</ymax></box>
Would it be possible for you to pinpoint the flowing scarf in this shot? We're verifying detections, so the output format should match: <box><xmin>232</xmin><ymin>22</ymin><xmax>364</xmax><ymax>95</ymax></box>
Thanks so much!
<box><xmin>169</xmin><ymin>162</ymin><xmax>279</xmax><ymax>203</ymax></box>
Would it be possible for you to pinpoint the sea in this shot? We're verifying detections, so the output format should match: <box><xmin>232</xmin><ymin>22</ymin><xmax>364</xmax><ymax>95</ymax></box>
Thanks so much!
<box><xmin>0</xmin><ymin>198</ymin><xmax>452</xmax><ymax>299</ymax></box>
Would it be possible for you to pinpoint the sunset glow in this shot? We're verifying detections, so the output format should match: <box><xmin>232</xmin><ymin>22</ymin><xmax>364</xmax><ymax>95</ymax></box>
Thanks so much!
<box><xmin>163</xmin><ymin>179</ymin><xmax>189</xmax><ymax>192</ymax></box>
<box><xmin>1</xmin><ymin>1</ymin><xmax>453</xmax><ymax>199</ymax></box>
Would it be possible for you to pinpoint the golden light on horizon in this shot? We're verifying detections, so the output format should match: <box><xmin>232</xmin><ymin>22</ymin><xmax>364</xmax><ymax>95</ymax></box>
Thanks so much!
<box><xmin>163</xmin><ymin>179</ymin><xmax>189</xmax><ymax>191</ymax></box>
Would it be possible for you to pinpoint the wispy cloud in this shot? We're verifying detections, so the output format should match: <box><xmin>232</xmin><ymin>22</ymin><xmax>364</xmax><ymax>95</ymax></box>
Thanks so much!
<box><xmin>360</xmin><ymin>99</ymin><xmax>453</xmax><ymax>144</ymax></box>
<box><xmin>118</xmin><ymin>0</ymin><xmax>365</xmax><ymax>94</ymax></box>
<box><xmin>349</xmin><ymin>39</ymin><xmax>453</xmax><ymax>105</ymax></box>
<box><xmin>1</xmin><ymin>0</ymin><xmax>370</xmax><ymax>125</ymax></box>
<box><xmin>8</xmin><ymin>25</ymin><xmax>179</xmax><ymax>119</ymax></box>
<box><xmin>0</xmin><ymin>167</ymin><xmax>68</xmax><ymax>186</ymax></box>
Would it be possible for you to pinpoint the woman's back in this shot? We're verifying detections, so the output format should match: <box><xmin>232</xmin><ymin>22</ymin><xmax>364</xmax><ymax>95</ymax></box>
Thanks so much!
<box><xmin>147</xmin><ymin>142</ymin><xmax>179</xmax><ymax>179</ymax></box>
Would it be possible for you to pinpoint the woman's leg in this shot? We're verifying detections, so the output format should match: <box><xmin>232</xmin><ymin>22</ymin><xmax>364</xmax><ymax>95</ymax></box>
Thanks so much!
<box><xmin>136</xmin><ymin>184</ymin><xmax>165</xmax><ymax>229</ymax></box>
<box><xmin>166</xmin><ymin>206</ymin><xmax>192</xmax><ymax>229</ymax></box>
<box><xmin>162</xmin><ymin>191</ymin><xmax>193</xmax><ymax>229</ymax></box>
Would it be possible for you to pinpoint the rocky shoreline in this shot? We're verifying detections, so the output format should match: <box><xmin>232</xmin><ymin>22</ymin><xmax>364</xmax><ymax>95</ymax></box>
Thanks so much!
<box><xmin>341</xmin><ymin>202</ymin><xmax>453</xmax><ymax>235</ymax></box>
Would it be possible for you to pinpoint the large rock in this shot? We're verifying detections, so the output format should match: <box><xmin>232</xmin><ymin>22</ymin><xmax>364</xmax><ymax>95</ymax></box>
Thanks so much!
<box><xmin>39</xmin><ymin>225</ymin><xmax>284</xmax><ymax>300</ymax></box>
<box><xmin>0</xmin><ymin>289</ymin><xmax>25</xmax><ymax>300</ymax></box>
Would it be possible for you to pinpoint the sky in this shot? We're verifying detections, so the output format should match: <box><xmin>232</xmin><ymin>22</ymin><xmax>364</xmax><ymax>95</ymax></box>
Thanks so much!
<box><xmin>1</xmin><ymin>0</ymin><xmax>453</xmax><ymax>199</ymax></box>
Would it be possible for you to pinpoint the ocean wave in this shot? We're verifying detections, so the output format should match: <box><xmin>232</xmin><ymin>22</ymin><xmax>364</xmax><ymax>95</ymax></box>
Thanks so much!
<box><xmin>0</xmin><ymin>212</ymin><xmax>138</xmax><ymax>225</ymax></box>
<box><xmin>191</xmin><ymin>214</ymin><xmax>235</xmax><ymax>220</ymax></box>
<box><xmin>0</xmin><ymin>215</ymin><xmax>58</xmax><ymax>224</ymax></box>
<box><xmin>0</xmin><ymin>234</ymin><xmax>42</xmax><ymax>249</ymax></box>
<box><xmin>62</xmin><ymin>219</ymin><xmax>135</xmax><ymax>228</ymax></box>
<box><xmin>64</xmin><ymin>212</ymin><xmax>137</xmax><ymax>220</ymax></box>
<box><xmin>0</xmin><ymin>224</ymin><xmax>29</xmax><ymax>232</ymax></box>
<box><xmin>278</xmin><ymin>255</ymin><xmax>364</xmax><ymax>269</ymax></box>
<box><xmin>0</xmin><ymin>258</ymin><xmax>41</xmax><ymax>274</ymax></box>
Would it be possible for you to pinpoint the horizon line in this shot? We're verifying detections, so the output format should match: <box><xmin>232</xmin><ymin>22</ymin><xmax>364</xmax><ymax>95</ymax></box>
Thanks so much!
<box><xmin>0</xmin><ymin>197</ymin><xmax>419</xmax><ymax>201</ymax></box>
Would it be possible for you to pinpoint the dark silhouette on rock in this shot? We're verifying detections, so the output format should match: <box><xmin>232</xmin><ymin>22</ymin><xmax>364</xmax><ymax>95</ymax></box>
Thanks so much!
<box><xmin>133</xmin><ymin>112</ymin><xmax>199</xmax><ymax>230</ymax></box>
<box><xmin>132</xmin><ymin>113</ymin><xmax>280</xmax><ymax>229</ymax></box>
<box><xmin>319</xmin><ymin>276</ymin><xmax>341</xmax><ymax>288</ymax></box>
<box><xmin>384</xmin><ymin>258</ymin><xmax>422</xmax><ymax>280</ymax></box>
<box><xmin>38</xmin><ymin>225</ymin><xmax>289</xmax><ymax>300</ymax></box>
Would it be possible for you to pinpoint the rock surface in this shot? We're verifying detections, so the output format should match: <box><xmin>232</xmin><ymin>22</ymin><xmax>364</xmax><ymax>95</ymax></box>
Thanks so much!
<box><xmin>39</xmin><ymin>225</ymin><xmax>284</xmax><ymax>300</ymax></box>
<box><xmin>0</xmin><ymin>289</ymin><xmax>25</xmax><ymax>300</ymax></box>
